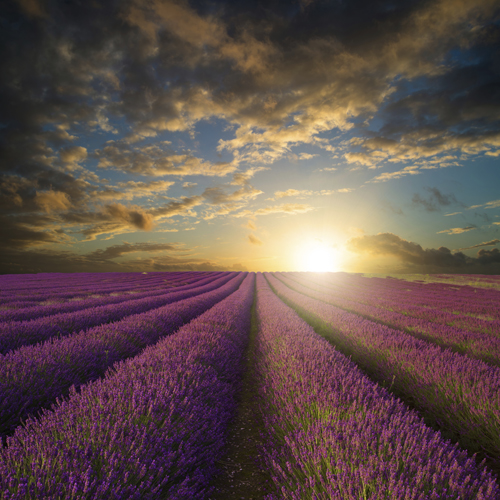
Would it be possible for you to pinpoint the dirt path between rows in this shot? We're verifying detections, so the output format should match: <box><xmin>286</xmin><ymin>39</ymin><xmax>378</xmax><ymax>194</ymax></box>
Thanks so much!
<box><xmin>208</xmin><ymin>294</ymin><xmax>274</xmax><ymax>499</ymax></box>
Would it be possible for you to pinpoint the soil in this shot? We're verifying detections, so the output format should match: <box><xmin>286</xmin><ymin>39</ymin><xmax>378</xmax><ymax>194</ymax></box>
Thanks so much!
<box><xmin>208</xmin><ymin>297</ymin><xmax>275</xmax><ymax>500</ymax></box>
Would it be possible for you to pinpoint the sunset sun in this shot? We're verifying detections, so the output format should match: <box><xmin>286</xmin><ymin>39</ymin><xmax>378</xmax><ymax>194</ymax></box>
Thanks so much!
<box><xmin>298</xmin><ymin>241</ymin><xmax>340</xmax><ymax>272</ymax></box>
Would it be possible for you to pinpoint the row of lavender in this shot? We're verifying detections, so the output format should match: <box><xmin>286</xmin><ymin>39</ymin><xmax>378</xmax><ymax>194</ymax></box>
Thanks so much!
<box><xmin>0</xmin><ymin>272</ymin><xmax>244</xmax><ymax>439</ymax></box>
<box><xmin>0</xmin><ymin>272</ymin><xmax>213</xmax><ymax>307</ymax></box>
<box><xmin>354</xmin><ymin>273</ymin><xmax>500</xmax><ymax>310</ymax></box>
<box><xmin>0</xmin><ymin>271</ymin><xmax>205</xmax><ymax>292</ymax></box>
<box><xmin>348</xmin><ymin>274</ymin><xmax>500</xmax><ymax>327</ymax></box>
<box><xmin>0</xmin><ymin>273</ymin><xmax>256</xmax><ymax>499</ymax></box>
<box><xmin>253</xmin><ymin>273</ymin><xmax>498</xmax><ymax>498</ymax></box>
<box><xmin>0</xmin><ymin>272</ymin><xmax>170</xmax><ymax>297</ymax></box>
<box><xmin>266</xmin><ymin>273</ymin><xmax>500</xmax><ymax>469</ymax></box>
<box><xmin>0</xmin><ymin>273</ymin><xmax>219</xmax><ymax>323</ymax></box>
<box><xmin>308</xmin><ymin>273</ymin><xmax>500</xmax><ymax>326</ymax></box>
<box><xmin>0</xmin><ymin>274</ymin><xmax>199</xmax><ymax>311</ymax></box>
<box><xmin>0</xmin><ymin>273</ymin><xmax>231</xmax><ymax>354</ymax></box>
<box><xmin>278</xmin><ymin>273</ymin><xmax>500</xmax><ymax>367</ymax></box>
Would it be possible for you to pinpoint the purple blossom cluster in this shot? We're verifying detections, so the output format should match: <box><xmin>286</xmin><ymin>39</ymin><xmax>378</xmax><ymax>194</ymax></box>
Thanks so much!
<box><xmin>276</xmin><ymin>273</ymin><xmax>500</xmax><ymax>367</ymax></box>
<box><xmin>0</xmin><ymin>273</ymin><xmax>235</xmax><ymax>354</ymax></box>
<box><xmin>266</xmin><ymin>273</ymin><xmax>500</xmax><ymax>467</ymax></box>
<box><xmin>0</xmin><ymin>272</ymin><xmax>214</xmax><ymax>309</ymax></box>
<box><xmin>0</xmin><ymin>273</ymin><xmax>255</xmax><ymax>499</ymax></box>
<box><xmin>0</xmin><ymin>273</ymin><xmax>215</xmax><ymax>322</ymax></box>
<box><xmin>303</xmin><ymin>272</ymin><xmax>500</xmax><ymax>330</ymax></box>
<box><xmin>253</xmin><ymin>273</ymin><xmax>498</xmax><ymax>499</ymax></box>
<box><xmin>0</xmin><ymin>272</ymin><xmax>245</xmax><ymax>440</ymax></box>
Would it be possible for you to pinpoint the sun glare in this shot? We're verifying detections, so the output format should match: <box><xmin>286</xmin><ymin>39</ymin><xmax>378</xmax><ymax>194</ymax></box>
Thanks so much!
<box><xmin>297</xmin><ymin>240</ymin><xmax>340</xmax><ymax>272</ymax></box>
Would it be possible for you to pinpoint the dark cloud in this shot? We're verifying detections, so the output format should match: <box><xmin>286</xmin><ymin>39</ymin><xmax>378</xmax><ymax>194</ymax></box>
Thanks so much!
<box><xmin>85</xmin><ymin>242</ymin><xmax>183</xmax><ymax>261</ymax></box>
<box><xmin>347</xmin><ymin>232</ymin><xmax>500</xmax><ymax>273</ymax></box>
<box><xmin>0</xmin><ymin>241</ymin><xmax>246</xmax><ymax>274</ymax></box>
<box><xmin>412</xmin><ymin>187</ymin><xmax>459</xmax><ymax>212</ymax></box>
<box><xmin>150</xmin><ymin>195</ymin><xmax>204</xmax><ymax>218</ymax></box>
<box><xmin>15</xmin><ymin>0</ymin><xmax>47</xmax><ymax>18</ymax></box>
<box><xmin>477</xmin><ymin>247</ymin><xmax>500</xmax><ymax>264</ymax></box>
<box><xmin>105</xmin><ymin>204</ymin><xmax>154</xmax><ymax>231</ymax></box>
<box><xmin>473</xmin><ymin>212</ymin><xmax>494</xmax><ymax>223</ymax></box>
<box><xmin>93</xmin><ymin>142</ymin><xmax>235</xmax><ymax>177</ymax></box>
<box><xmin>0</xmin><ymin>216</ymin><xmax>66</xmax><ymax>250</ymax></box>
<box><xmin>458</xmin><ymin>238</ymin><xmax>500</xmax><ymax>250</ymax></box>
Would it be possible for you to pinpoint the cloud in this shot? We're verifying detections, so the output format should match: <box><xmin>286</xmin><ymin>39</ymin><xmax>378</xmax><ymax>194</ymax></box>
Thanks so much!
<box><xmin>59</xmin><ymin>146</ymin><xmax>88</xmax><ymax>165</ymax></box>
<box><xmin>197</xmin><ymin>170</ymin><xmax>264</xmax><ymax>218</ymax></box>
<box><xmin>230</xmin><ymin>167</ymin><xmax>268</xmax><ymax>187</ymax></box>
<box><xmin>485</xmin><ymin>199</ymin><xmax>500</xmax><ymax>209</ymax></box>
<box><xmin>348</xmin><ymin>233</ymin><xmax>470</xmax><ymax>267</ymax></box>
<box><xmin>444</xmin><ymin>212</ymin><xmax>462</xmax><ymax>216</ymax></box>
<box><xmin>115</xmin><ymin>180</ymin><xmax>175</xmax><ymax>198</ymax></box>
<box><xmin>150</xmin><ymin>196</ymin><xmax>204</xmax><ymax>219</ymax></box>
<box><xmin>412</xmin><ymin>187</ymin><xmax>460</xmax><ymax>212</ymax></box>
<box><xmin>15</xmin><ymin>0</ymin><xmax>47</xmax><ymax>18</ymax></box>
<box><xmin>275</xmin><ymin>189</ymin><xmax>311</xmax><ymax>199</ymax></box>
<box><xmin>298</xmin><ymin>153</ymin><xmax>318</xmax><ymax>160</ymax></box>
<box><xmin>234</xmin><ymin>203</ymin><xmax>314</xmax><ymax>218</ymax></box>
<box><xmin>89</xmin><ymin>180</ymin><xmax>176</xmax><ymax>202</ymax></box>
<box><xmin>347</xmin><ymin>232</ymin><xmax>500</xmax><ymax>273</ymax></box>
<box><xmin>4</xmin><ymin>0</ymin><xmax>500</xmax><ymax>184</ymax></box>
<box><xmin>202</xmin><ymin>185</ymin><xmax>263</xmax><ymax>205</ymax></box>
<box><xmin>248</xmin><ymin>233</ymin><xmax>263</xmax><ymax>245</ymax></box>
<box><xmin>437</xmin><ymin>226</ymin><xmax>476</xmax><ymax>235</ymax></box>
<box><xmin>273</xmin><ymin>187</ymin><xmax>353</xmax><ymax>199</ymax></box>
<box><xmin>0</xmin><ymin>244</ymin><xmax>246</xmax><ymax>274</ymax></box>
<box><xmin>369</xmin><ymin>166</ymin><xmax>420</xmax><ymax>183</ymax></box>
<box><xmin>34</xmin><ymin>190</ymin><xmax>72</xmax><ymax>213</ymax></box>
<box><xmin>105</xmin><ymin>203</ymin><xmax>154</xmax><ymax>231</ymax></box>
<box><xmin>93</xmin><ymin>142</ymin><xmax>236</xmax><ymax>177</ymax></box>
<box><xmin>477</xmin><ymin>248</ymin><xmax>500</xmax><ymax>264</ymax></box>
<box><xmin>457</xmin><ymin>239</ymin><xmax>500</xmax><ymax>251</ymax></box>
<box><xmin>86</xmin><ymin>242</ymin><xmax>183</xmax><ymax>261</ymax></box>
<box><xmin>244</xmin><ymin>220</ymin><xmax>257</xmax><ymax>230</ymax></box>
<box><xmin>0</xmin><ymin>216</ymin><xmax>67</xmax><ymax>250</ymax></box>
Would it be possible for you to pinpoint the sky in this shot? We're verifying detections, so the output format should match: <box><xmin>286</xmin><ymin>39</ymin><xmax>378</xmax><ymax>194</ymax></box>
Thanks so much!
<box><xmin>1</xmin><ymin>0</ymin><xmax>500</xmax><ymax>274</ymax></box>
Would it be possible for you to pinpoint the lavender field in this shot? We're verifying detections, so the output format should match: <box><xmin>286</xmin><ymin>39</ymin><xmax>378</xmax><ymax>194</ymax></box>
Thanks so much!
<box><xmin>0</xmin><ymin>271</ymin><xmax>499</xmax><ymax>499</ymax></box>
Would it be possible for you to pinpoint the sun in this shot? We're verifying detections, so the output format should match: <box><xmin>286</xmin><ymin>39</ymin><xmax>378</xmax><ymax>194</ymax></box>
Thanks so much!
<box><xmin>297</xmin><ymin>240</ymin><xmax>340</xmax><ymax>272</ymax></box>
